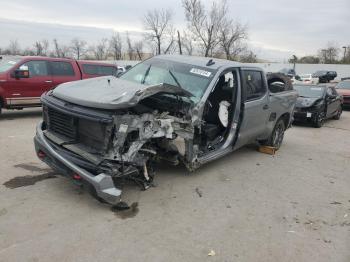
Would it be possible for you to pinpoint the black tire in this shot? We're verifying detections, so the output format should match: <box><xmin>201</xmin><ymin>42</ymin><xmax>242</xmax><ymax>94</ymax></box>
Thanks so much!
<box><xmin>333</xmin><ymin>106</ymin><xmax>342</xmax><ymax>120</ymax></box>
<box><xmin>266</xmin><ymin>73</ymin><xmax>293</xmax><ymax>93</ymax></box>
<box><xmin>264</xmin><ymin>119</ymin><xmax>286</xmax><ymax>150</ymax></box>
<box><xmin>312</xmin><ymin>111</ymin><xmax>325</xmax><ymax>128</ymax></box>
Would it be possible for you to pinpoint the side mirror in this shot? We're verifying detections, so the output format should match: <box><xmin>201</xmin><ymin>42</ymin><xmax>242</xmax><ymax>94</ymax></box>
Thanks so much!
<box><xmin>13</xmin><ymin>66</ymin><xmax>29</xmax><ymax>79</ymax></box>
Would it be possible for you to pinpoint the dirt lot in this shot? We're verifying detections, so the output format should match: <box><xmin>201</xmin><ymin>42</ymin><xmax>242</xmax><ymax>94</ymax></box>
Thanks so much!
<box><xmin>0</xmin><ymin>108</ymin><xmax>349</xmax><ymax>262</ymax></box>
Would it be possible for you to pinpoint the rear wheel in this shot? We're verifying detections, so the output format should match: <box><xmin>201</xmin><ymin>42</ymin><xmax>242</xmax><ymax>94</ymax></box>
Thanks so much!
<box><xmin>333</xmin><ymin>106</ymin><xmax>342</xmax><ymax>120</ymax></box>
<box><xmin>263</xmin><ymin>119</ymin><xmax>286</xmax><ymax>150</ymax></box>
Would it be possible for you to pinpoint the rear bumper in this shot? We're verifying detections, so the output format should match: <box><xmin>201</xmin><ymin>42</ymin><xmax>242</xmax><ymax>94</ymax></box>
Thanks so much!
<box><xmin>34</xmin><ymin>121</ymin><xmax>121</xmax><ymax>204</ymax></box>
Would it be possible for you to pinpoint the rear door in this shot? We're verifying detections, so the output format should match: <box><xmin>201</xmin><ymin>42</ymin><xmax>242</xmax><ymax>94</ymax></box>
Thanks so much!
<box><xmin>237</xmin><ymin>69</ymin><xmax>270</xmax><ymax>145</ymax></box>
<box><xmin>7</xmin><ymin>60</ymin><xmax>52</xmax><ymax>106</ymax></box>
<box><xmin>50</xmin><ymin>61</ymin><xmax>80</xmax><ymax>87</ymax></box>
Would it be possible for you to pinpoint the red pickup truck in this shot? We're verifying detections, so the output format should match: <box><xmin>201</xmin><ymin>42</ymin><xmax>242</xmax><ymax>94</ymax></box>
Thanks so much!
<box><xmin>0</xmin><ymin>56</ymin><xmax>119</xmax><ymax>114</ymax></box>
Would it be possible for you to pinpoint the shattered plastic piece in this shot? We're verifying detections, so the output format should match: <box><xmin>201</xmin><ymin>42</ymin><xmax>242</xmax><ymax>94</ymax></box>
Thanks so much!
<box><xmin>208</xmin><ymin>250</ymin><xmax>216</xmax><ymax>256</ymax></box>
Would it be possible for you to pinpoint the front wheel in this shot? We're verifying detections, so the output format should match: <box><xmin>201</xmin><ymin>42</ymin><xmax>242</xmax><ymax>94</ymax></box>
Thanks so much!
<box><xmin>312</xmin><ymin>112</ymin><xmax>325</xmax><ymax>128</ymax></box>
<box><xmin>263</xmin><ymin>119</ymin><xmax>286</xmax><ymax>150</ymax></box>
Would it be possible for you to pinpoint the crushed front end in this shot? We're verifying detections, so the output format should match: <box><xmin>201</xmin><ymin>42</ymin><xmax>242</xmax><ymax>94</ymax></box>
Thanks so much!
<box><xmin>34</xmin><ymin>88</ymin><xmax>194</xmax><ymax>204</ymax></box>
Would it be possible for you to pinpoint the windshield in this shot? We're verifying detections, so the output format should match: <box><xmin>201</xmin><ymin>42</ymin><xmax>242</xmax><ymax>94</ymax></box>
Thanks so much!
<box><xmin>336</xmin><ymin>81</ymin><xmax>350</xmax><ymax>90</ymax></box>
<box><xmin>0</xmin><ymin>57</ymin><xmax>21</xmax><ymax>73</ymax></box>
<box><xmin>294</xmin><ymin>85</ymin><xmax>325</xmax><ymax>98</ymax></box>
<box><xmin>119</xmin><ymin>58</ymin><xmax>216</xmax><ymax>103</ymax></box>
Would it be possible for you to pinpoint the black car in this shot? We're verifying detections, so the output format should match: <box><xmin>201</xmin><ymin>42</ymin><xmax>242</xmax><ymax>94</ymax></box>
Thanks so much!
<box><xmin>293</xmin><ymin>85</ymin><xmax>342</xmax><ymax>127</ymax></box>
<box><xmin>279</xmin><ymin>68</ymin><xmax>296</xmax><ymax>78</ymax></box>
<box><xmin>312</xmin><ymin>70</ymin><xmax>337</xmax><ymax>83</ymax></box>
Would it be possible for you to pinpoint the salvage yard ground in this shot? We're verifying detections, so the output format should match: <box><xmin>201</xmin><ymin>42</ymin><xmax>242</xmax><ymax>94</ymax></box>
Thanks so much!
<box><xmin>0</xmin><ymin>108</ymin><xmax>350</xmax><ymax>262</ymax></box>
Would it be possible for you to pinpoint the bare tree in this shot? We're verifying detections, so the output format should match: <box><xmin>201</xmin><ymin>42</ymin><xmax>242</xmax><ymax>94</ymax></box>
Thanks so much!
<box><xmin>8</xmin><ymin>40</ymin><xmax>20</xmax><ymax>55</ymax></box>
<box><xmin>181</xmin><ymin>31</ymin><xmax>195</xmax><ymax>55</ymax></box>
<box><xmin>109</xmin><ymin>32</ymin><xmax>123</xmax><ymax>60</ymax></box>
<box><xmin>126</xmin><ymin>32</ymin><xmax>136</xmax><ymax>60</ymax></box>
<box><xmin>53</xmin><ymin>39</ymin><xmax>61</xmax><ymax>57</ymax></box>
<box><xmin>219</xmin><ymin>20</ymin><xmax>247</xmax><ymax>60</ymax></box>
<box><xmin>239</xmin><ymin>50</ymin><xmax>258</xmax><ymax>63</ymax></box>
<box><xmin>182</xmin><ymin>0</ymin><xmax>227</xmax><ymax>57</ymax></box>
<box><xmin>70</xmin><ymin>38</ymin><xmax>87</xmax><ymax>60</ymax></box>
<box><xmin>134</xmin><ymin>41</ymin><xmax>144</xmax><ymax>60</ymax></box>
<box><xmin>93</xmin><ymin>38</ymin><xmax>109</xmax><ymax>60</ymax></box>
<box><xmin>143</xmin><ymin>8</ymin><xmax>174</xmax><ymax>55</ymax></box>
<box><xmin>318</xmin><ymin>43</ymin><xmax>340</xmax><ymax>64</ymax></box>
<box><xmin>34</xmin><ymin>41</ymin><xmax>44</xmax><ymax>56</ymax></box>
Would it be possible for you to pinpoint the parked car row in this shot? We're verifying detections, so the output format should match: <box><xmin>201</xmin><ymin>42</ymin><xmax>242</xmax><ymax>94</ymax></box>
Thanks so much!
<box><xmin>280</xmin><ymin>68</ymin><xmax>338</xmax><ymax>85</ymax></box>
<box><xmin>0</xmin><ymin>56</ymin><xmax>120</xmax><ymax>114</ymax></box>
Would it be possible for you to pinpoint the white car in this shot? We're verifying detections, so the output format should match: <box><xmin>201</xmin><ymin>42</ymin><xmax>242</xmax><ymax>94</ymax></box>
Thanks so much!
<box><xmin>299</xmin><ymin>74</ymin><xmax>319</xmax><ymax>84</ymax></box>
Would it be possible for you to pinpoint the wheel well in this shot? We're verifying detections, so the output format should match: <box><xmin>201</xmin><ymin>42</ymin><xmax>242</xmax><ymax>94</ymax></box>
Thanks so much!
<box><xmin>279</xmin><ymin>113</ymin><xmax>291</xmax><ymax>129</ymax></box>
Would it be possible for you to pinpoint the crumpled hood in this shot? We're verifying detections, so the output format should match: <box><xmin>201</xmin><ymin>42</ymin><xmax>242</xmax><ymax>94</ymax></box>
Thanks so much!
<box><xmin>52</xmin><ymin>76</ymin><xmax>193</xmax><ymax>110</ymax></box>
<box><xmin>295</xmin><ymin>97</ymin><xmax>320</xmax><ymax>108</ymax></box>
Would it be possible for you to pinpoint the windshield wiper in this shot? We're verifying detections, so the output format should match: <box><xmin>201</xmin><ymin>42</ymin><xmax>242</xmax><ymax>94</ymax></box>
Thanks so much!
<box><xmin>168</xmin><ymin>69</ymin><xmax>183</xmax><ymax>90</ymax></box>
<box><xmin>141</xmin><ymin>65</ymin><xmax>151</xmax><ymax>84</ymax></box>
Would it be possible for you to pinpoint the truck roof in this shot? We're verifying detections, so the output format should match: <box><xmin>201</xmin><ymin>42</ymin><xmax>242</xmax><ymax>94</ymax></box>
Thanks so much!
<box><xmin>2</xmin><ymin>56</ymin><xmax>117</xmax><ymax>67</ymax></box>
<box><xmin>156</xmin><ymin>54</ymin><xmax>259</xmax><ymax>71</ymax></box>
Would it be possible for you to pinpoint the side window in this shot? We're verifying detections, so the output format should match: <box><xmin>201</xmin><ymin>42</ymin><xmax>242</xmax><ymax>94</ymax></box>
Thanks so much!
<box><xmin>50</xmin><ymin>62</ymin><xmax>75</xmax><ymax>76</ymax></box>
<box><xmin>242</xmin><ymin>70</ymin><xmax>266</xmax><ymax>101</ymax></box>
<box><xmin>82</xmin><ymin>64</ymin><xmax>115</xmax><ymax>76</ymax></box>
<box><xmin>82</xmin><ymin>64</ymin><xmax>98</xmax><ymax>75</ymax></box>
<box><xmin>98</xmin><ymin>66</ymin><xmax>115</xmax><ymax>75</ymax></box>
<box><xmin>19</xmin><ymin>61</ymin><xmax>49</xmax><ymax>77</ymax></box>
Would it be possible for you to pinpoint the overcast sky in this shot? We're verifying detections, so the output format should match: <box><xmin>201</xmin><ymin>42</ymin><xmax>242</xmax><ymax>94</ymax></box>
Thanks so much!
<box><xmin>0</xmin><ymin>0</ymin><xmax>349</xmax><ymax>61</ymax></box>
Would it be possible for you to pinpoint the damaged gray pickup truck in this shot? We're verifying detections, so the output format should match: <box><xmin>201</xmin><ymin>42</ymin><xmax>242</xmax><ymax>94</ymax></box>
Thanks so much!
<box><xmin>34</xmin><ymin>55</ymin><xmax>297</xmax><ymax>204</ymax></box>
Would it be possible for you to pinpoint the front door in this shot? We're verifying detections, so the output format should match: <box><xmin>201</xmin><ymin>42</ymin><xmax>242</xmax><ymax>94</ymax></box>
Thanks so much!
<box><xmin>7</xmin><ymin>60</ymin><xmax>52</xmax><ymax>106</ymax></box>
<box><xmin>325</xmin><ymin>87</ymin><xmax>340</xmax><ymax>117</ymax></box>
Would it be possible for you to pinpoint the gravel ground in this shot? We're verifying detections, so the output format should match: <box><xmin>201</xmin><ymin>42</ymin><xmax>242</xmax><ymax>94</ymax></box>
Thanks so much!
<box><xmin>0</xmin><ymin>108</ymin><xmax>349</xmax><ymax>262</ymax></box>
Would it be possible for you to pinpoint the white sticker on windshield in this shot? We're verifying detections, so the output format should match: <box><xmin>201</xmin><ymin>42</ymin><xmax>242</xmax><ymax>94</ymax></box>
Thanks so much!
<box><xmin>190</xmin><ymin>68</ymin><xmax>212</xmax><ymax>77</ymax></box>
<box><xmin>311</xmin><ymin>87</ymin><xmax>322</xmax><ymax>91</ymax></box>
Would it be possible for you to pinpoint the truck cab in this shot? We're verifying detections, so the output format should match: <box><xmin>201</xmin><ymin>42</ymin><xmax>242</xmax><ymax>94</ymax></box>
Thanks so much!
<box><xmin>0</xmin><ymin>56</ymin><xmax>118</xmax><ymax>114</ymax></box>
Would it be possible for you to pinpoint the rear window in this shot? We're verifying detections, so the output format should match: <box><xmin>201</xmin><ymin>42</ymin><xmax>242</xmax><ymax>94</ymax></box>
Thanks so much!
<box><xmin>50</xmin><ymin>62</ymin><xmax>75</xmax><ymax>76</ymax></box>
<box><xmin>82</xmin><ymin>64</ymin><xmax>116</xmax><ymax>76</ymax></box>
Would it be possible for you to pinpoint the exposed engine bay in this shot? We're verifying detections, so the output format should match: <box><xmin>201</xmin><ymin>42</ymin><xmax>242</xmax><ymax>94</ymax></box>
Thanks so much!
<box><xmin>42</xmin><ymin>90</ymin><xmax>196</xmax><ymax>191</ymax></box>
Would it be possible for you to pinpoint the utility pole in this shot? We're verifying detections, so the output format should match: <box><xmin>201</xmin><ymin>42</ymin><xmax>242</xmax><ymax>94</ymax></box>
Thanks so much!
<box><xmin>177</xmin><ymin>31</ymin><xmax>182</xmax><ymax>55</ymax></box>
<box><xmin>321</xmin><ymin>49</ymin><xmax>327</xmax><ymax>64</ymax></box>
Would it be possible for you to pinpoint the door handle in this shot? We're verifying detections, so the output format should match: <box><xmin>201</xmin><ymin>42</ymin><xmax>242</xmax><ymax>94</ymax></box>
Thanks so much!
<box><xmin>45</xmin><ymin>80</ymin><xmax>53</xmax><ymax>83</ymax></box>
<box><xmin>263</xmin><ymin>104</ymin><xmax>269</xmax><ymax>110</ymax></box>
